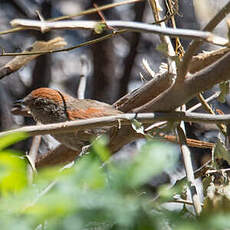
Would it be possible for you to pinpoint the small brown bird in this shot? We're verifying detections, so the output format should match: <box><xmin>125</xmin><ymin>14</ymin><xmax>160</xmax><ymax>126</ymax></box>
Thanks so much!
<box><xmin>13</xmin><ymin>88</ymin><xmax>122</xmax><ymax>151</ymax></box>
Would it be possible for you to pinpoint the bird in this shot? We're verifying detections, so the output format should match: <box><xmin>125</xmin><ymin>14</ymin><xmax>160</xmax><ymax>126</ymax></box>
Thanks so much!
<box><xmin>12</xmin><ymin>88</ymin><xmax>123</xmax><ymax>151</ymax></box>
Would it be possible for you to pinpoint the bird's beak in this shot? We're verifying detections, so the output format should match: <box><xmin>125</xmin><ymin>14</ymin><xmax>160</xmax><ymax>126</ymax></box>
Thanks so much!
<box><xmin>11</xmin><ymin>98</ymin><xmax>31</xmax><ymax>117</ymax></box>
<box><xmin>14</xmin><ymin>99</ymin><xmax>25</xmax><ymax>106</ymax></box>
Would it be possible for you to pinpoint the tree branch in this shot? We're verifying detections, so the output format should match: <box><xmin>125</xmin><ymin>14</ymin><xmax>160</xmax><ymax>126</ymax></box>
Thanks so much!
<box><xmin>0</xmin><ymin>37</ymin><xmax>66</xmax><ymax>79</ymax></box>
<box><xmin>10</xmin><ymin>19</ymin><xmax>228</xmax><ymax>46</ymax></box>
<box><xmin>114</xmin><ymin>71</ymin><xmax>174</xmax><ymax>112</ymax></box>
<box><xmin>0</xmin><ymin>0</ymin><xmax>144</xmax><ymax>36</ymax></box>
<box><xmin>189</xmin><ymin>47</ymin><xmax>230</xmax><ymax>74</ymax></box>
<box><xmin>177</xmin><ymin>125</ymin><xmax>202</xmax><ymax>215</ymax></box>
<box><xmin>179</xmin><ymin>1</ymin><xmax>230</xmax><ymax>79</ymax></box>
<box><xmin>3</xmin><ymin>112</ymin><xmax>230</xmax><ymax>138</ymax></box>
<box><xmin>134</xmin><ymin>51</ymin><xmax>230</xmax><ymax>112</ymax></box>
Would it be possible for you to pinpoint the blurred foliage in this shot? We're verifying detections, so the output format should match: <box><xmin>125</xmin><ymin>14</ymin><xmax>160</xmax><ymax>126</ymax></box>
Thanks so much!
<box><xmin>0</xmin><ymin>132</ymin><xmax>28</xmax><ymax>196</ymax></box>
<box><xmin>0</xmin><ymin>134</ymin><xmax>230</xmax><ymax>229</ymax></box>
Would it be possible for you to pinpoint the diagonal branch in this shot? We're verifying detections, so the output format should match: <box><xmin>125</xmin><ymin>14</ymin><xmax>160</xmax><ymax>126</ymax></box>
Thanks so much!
<box><xmin>0</xmin><ymin>37</ymin><xmax>66</xmax><ymax>79</ymax></box>
<box><xmin>179</xmin><ymin>1</ymin><xmax>230</xmax><ymax>80</ymax></box>
<box><xmin>177</xmin><ymin>125</ymin><xmax>202</xmax><ymax>215</ymax></box>
<box><xmin>134</xmin><ymin>51</ymin><xmax>230</xmax><ymax>112</ymax></box>
<box><xmin>114</xmin><ymin>72</ymin><xmax>174</xmax><ymax>112</ymax></box>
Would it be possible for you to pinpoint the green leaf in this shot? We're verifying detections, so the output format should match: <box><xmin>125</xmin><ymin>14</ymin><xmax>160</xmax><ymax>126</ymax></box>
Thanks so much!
<box><xmin>131</xmin><ymin>119</ymin><xmax>145</xmax><ymax>135</ymax></box>
<box><xmin>0</xmin><ymin>151</ymin><xmax>27</xmax><ymax>195</ymax></box>
<box><xmin>111</xmin><ymin>141</ymin><xmax>178</xmax><ymax>189</ymax></box>
<box><xmin>0</xmin><ymin>132</ymin><xmax>28</xmax><ymax>150</ymax></box>
<box><xmin>91</xmin><ymin>135</ymin><xmax>110</xmax><ymax>163</ymax></box>
<box><xmin>94</xmin><ymin>22</ymin><xmax>106</xmax><ymax>34</ymax></box>
<box><xmin>127</xmin><ymin>141</ymin><xmax>178</xmax><ymax>187</ymax></box>
<box><xmin>213</xmin><ymin>139</ymin><xmax>230</xmax><ymax>165</ymax></box>
<box><xmin>206</xmin><ymin>214</ymin><xmax>230</xmax><ymax>229</ymax></box>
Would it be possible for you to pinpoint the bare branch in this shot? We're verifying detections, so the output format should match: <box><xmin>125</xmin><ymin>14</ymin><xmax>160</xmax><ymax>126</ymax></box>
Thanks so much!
<box><xmin>187</xmin><ymin>92</ymin><xmax>220</xmax><ymax>112</ymax></box>
<box><xmin>134</xmin><ymin>51</ymin><xmax>230</xmax><ymax>112</ymax></box>
<box><xmin>145</xmin><ymin>92</ymin><xmax>219</xmax><ymax>131</ymax></box>
<box><xmin>177</xmin><ymin>125</ymin><xmax>202</xmax><ymax>215</ymax></box>
<box><xmin>114</xmin><ymin>72</ymin><xmax>174</xmax><ymax>112</ymax></box>
<box><xmin>179</xmin><ymin>1</ymin><xmax>230</xmax><ymax>79</ymax></box>
<box><xmin>27</xmin><ymin>135</ymin><xmax>41</xmax><ymax>183</ymax></box>
<box><xmin>168</xmin><ymin>198</ymin><xmax>203</xmax><ymax>207</ymax></box>
<box><xmin>3</xmin><ymin>112</ymin><xmax>230</xmax><ymax>139</ymax></box>
<box><xmin>148</xmin><ymin>0</ymin><xmax>177</xmax><ymax>75</ymax></box>
<box><xmin>1</xmin><ymin>30</ymin><xmax>126</xmax><ymax>57</ymax></box>
<box><xmin>197</xmin><ymin>93</ymin><xmax>226</xmax><ymax>134</ymax></box>
<box><xmin>10</xmin><ymin>19</ymin><xmax>228</xmax><ymax>46</ymax></box>
<box><xmin>0</xmin><ymin>0</ymin><xmax>144</xmax><ymax>36</ymax></box>
<box><xmin>0</xmin><ymin>37</ymin><xmax>67</xmax><ymax>79</ymax></box>
<box><xmin>189</xmin><ymin>47</ymin><xmax>230</xmax><ymax>74</ymax></box>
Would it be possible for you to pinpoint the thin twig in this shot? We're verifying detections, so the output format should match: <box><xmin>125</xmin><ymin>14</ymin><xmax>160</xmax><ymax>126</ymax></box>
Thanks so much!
<box><xmin>145</xmin><ymin>91</ymin><xmax>220</xmax><ymax>131</ymax></box>
<box><xmin>0</xmin><ymin>30</ymin><xmax>126</xmax><ymax>57</ymax></box>
<box><xmin>197</xmin><ymin>93</ymin><xmax>226</xmax><ymax>135</ymax></box>
<box><xmin>197</xmin><ymin>93</ymin><xmax>218</xmax><ymax>114</ymax></box>
<box><xmin>205</xmin><ymin>168</ymin><xmax>230</xmax><ymax>175</ymax></box>
<box><xmin>78</xmin><ymin>75</ymin><xmax>87</xmax><ymax>99</ymax></box>
<box><xmin>173</xmin><ymin>160</ymin><xmax>212</xmax><ymax>191</ymax></box>
<box><xmin>176</xmin><ymin>125</ymin><xmax>202</xmax><ymax>215</ymax></box>
<box><xmin>77</xmin><ymin>56</ymin><xmax>89</xmax><ymax>99</ymax></box>
<box><xmin>187</xmin><ymin>92</ymin><xmax>220</xmax><ymax>112</ymax></box>
<box><xmin>0</xmin><ymin>0</ymin><xmax>143</xmax><ymax>36</ymax></box>
<box><xmin>27</xmin><ymin>135</ymin><xmax>41</xmax><ymax>184</ymax></box>
<box><xmin>52</xmin><ymin>0</ymin><xmax>144</xmax><ymax>22</ymax></box>
<box><xmin>150</xmin><ymin>131</ymin><xmax>214</xmax><ymax>149</ymax></box>
<box><xmin>142</xmin><ymin>59</ymin><xmax>155</xmax><ymax>78</ymax></box>
<box><xmin>148</xmin><ymin>0</ymin><xmax>177</xmax><ymax>75</ymax></box>
<box><xmin>168</xmin><ymin>198</ymin><xmax>204</xmax><ymax>206</ymax></box>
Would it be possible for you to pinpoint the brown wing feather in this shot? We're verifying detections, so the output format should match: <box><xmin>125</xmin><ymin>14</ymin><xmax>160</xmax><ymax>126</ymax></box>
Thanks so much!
<box><xmin>67</xmin><ymin>108</ymin><xmax>106</xmax><ymax>120</ymax></box>
<box><xmin>67</xmin><ymin>103</ymin><xmax>122</xmax><ymax>120</ymax></box>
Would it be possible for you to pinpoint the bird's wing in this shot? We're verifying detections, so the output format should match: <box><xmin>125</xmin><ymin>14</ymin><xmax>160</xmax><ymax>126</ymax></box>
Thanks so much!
<box><xmin>67</xmin><ymin>100</ymin><xmax>122</xmax><ymax>120</ymax></box>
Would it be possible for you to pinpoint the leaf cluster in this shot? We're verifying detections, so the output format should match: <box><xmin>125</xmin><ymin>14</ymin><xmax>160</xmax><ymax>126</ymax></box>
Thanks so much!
<box><xmin>0</xmin><ymin>134</ymin><xmax>229</xmax><ymax>230</ymax></box>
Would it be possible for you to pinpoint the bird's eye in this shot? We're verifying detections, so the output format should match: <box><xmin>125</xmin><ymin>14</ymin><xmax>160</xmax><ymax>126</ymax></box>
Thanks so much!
<box><xmin>33</xmin><ymin>98</ymin><xmax>44</xmax><ymax>106</ymax></box>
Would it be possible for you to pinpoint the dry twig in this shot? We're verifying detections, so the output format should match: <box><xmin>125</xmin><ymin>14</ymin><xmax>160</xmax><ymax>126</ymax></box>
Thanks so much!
<box><xmin>177</xmin><ymin>125</ymin><xmax>202</xmax><ymax>215</ymax></box>
<box><xmin>0</xmin><ymin>37</ymin><xmax>66</xmax><ymax>79</ymax></box>
<box><xmin>0</xmin><ymin>0</ymin><xmax>144</xmax><ymax>35</ymax></box>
